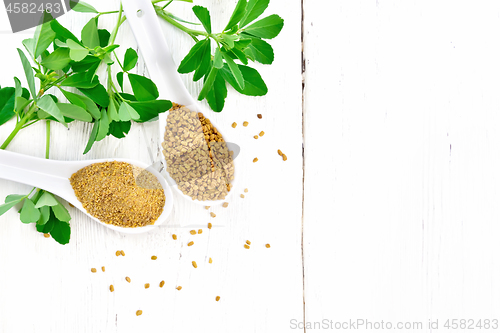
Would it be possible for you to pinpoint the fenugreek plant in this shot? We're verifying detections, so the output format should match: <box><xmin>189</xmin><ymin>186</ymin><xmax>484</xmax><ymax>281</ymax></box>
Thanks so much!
<box><xmin>0</xmin><ymin>0</ymin><xmax>283</xmax><ymax>243</ymax></box>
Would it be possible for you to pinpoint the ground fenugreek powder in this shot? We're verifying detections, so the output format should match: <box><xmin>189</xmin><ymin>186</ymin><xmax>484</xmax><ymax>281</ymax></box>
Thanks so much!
<box><xmin>70</xmin><ymin>161</ymin><xmax>165</xmax><ymax>228</ymax></box>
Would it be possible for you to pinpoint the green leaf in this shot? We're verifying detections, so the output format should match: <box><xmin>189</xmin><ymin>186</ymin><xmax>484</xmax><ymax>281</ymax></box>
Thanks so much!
<box><xmin>116</xmin><ymin>72</ymin><xmax>124</xmax><ymax>92</ymax></box>
<box><xmin>224</xmin><ymin>0</ymin><xmax>247</xmax><ymax>31</ymax></box>
<box><xmin>61</xmin><ymin>72</ymin><xmax>98</xmax><ymax>89</ymax></box>
<box><xmin>98</xmin><ymin>29</ymin><xmax>111</xmax><ymax>47</ymax></box>
<box><xmin>78</xmin><ymin>83</ymin><xmax>109</xmax><ymax>107</ymax></box>
<box><xmin>14</xmin><ymin>77</ymin><xmax>22</xmax><ymax>98</ymax></box>
<box><xmin>198</xmin><ymin>66</ymin><xmax>218</xmax><ymax>100</ymax></box>
<box><xmin>95</xmin><ymin>108</ymin><xmax>109</xmax><ymax>141</ymax></box>
<box><xmin>76</xmin><ymin>93</ymin><xmax>101</xmax><ymax>120</ymax></box>
<box><xmin>107</xmin><ymin>97</ymin><xmax>119</xmax><ymax>122</ymax></box>
<box><xmin>234</xmin><ymin>38</ymin><xmax>252</xmax><ymax>49</ymax></box>
<box><xmin>221</xmin><ymin>64</ymin><xmax>267</xmax><ymax>96</ymax></box>
<box><xmin>38</xmin><ymin>206</ymin><xmax>50</xmax><ymax>225</ymax></box>
<box><xmin>229</xmin><ymin>48</ymin><xmax>248</xmax><ymax>65</ymax></box>
<box><xmin>242</xmin><ymin>14</ymin><xmax>284</xmax><ymax>39</ymax></box>
<box><xmin>178</xmin><ymin>39</ymin><xmax>210</xmax><ymax>74</ymax></box>
<box><xmin>36</xmin><ymin>214</ymin><xmax>54</xmax><ymax>233</ymax></box>
<box><xmin>108</xmin><ymin>121</ymin><xmax>131</xmax><ymax>138</ymax></box>
<box><xmin>41</xmin><ymin>48</ymin><xmax>71</xmax><ymax>71</ymax></box>
<box><xmin>20</xmin><ymin>198</ymin><xmax>40</xmax><ymax>224</ymax></box>
<box><xmin>222</xmin><ymin>52</ymin><xmax>244</xmax><ymax>90</ymax></box>
<box><xmin>240</xmin><ymin>0</ymin><xmax>270</xmax><ymax>28</ymax></box>
<box><xmin>51</xmin><ymin>201</ymin><xmax>71</xmax><ymax>223</ymax></box>
<box><xmin>70</xmin><ymin>1</ymin><xmax>98</xmax><ymax>13</ymax></box>
<box><xmin>118</xmin><ymin>102</ymin><xmax>140</xmax><ymax>121</ymax></box>
<box><xmin>247</xmin><ymin>38</ymin><xmax>274</xmax><ymax>64</ymax></box>
<box><xmin>123</xmin><ymin>48</ymin><xmax>138</xmax><ymax>72</ymax></box>
<box><xmin>66</xmin><ymin>39</ymin><xmax>89</xmax><ymax>61</ymax></box>
<box><xmin>127</xmin><ymin>100</ymin><xmax>172</xmax><ymax>122</ymax></box>
<box><xmin>128</xmin><ymin>74</ymin><xmax>159</xmax><ymax>101</ymax></box>
<box><xmin>50</xmin><ymin>219</ymin><xmax>71</xmax><ymax>245</ymax></box>
<box><xmin>17</xmin><ymin>49</ymin><xmax>36</xmax><ymax>101</ymax></box>
<box><xmin>33</xmin><ymin>22</ymin><xmax>56</xmax><ymax>59</ymax></box>
<box><xmin>192</xmin><ymin>6</ymin><xmax>211</xmax><ymax>33</ymax></box>
<box><xmin>0</xmin><ymin>87</ymin><xmax>16</xmax><ymax>126</ymax></box>
<box><xmin>38</xmin><ymin>95</ymin><xmax>67</xmax><ymax>126</ymax></box>
<box><xmin>0</xmin><ymin>195</ymin><xmax>25</xmax><ymax>216</ymax></box>
<box><xmin>83</xmin><ymin>122</ymin><xmax>99</xmax><ymax>154</ymax></box>
<box><xmin>57</xmin><ymin>103</ymin><xmax>92</xmax><ymax>122</ymax></box>
<box><xmin>34</xmin><ymin>191</ymin><xmax>58</xmax><ymax>208</ymax></box>
<box><xmin>205</xmin><ymin>71</ymin><xmax>227</xmax><ymax>112</ymax></box>
<box><xmin>81</xmin><ymin>18</ymin><xmax>100</xmax><ymax>49</ymax></box>
<box><xmin>71</xmin><ymin>56</ymin><xmax>100</xmax><ymax>73</ymax></box>
<box><xmin>222</xmin><ymin>34</ymin><xmax>238</xmax><ymax>49</ymax></box>
<box><xmin>193</xmin><ymin>39</ymin><xmax>211</xmax><ymax>81</ymax></box>
<box><xmin>59</xmin><ymin>89</ymin><xmax>86</xmax><ymax>109</ymax></box>
<box><xmin>214</xmin><ymin>47</ymin><xmax>223</xmax><ymax>69</ymax></box>
<box><xmin>15</xmin><ymin>97</ymin><xmax>30</xmax><ymax>114</ymax></box>
<box><xmin>22</xmin><ymin>38</ymin><xmax>35</xmax><ymax>59</ymax></box>
<box><xmin>51</xmin><ymin>20</ymin><xmax>79</xmax><ymax>43</ymax></box>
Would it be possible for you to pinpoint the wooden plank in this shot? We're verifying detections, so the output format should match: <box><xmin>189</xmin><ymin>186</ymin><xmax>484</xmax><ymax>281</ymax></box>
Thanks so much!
<box><xmin>0</xmin><ymin>0</ymin><xmax>303</xmax><ymax>332</ymax></box>
<box><xmin>303</xmin><ymin>0</ymin><xmax>500</xmax><ymax>330</ymax></box>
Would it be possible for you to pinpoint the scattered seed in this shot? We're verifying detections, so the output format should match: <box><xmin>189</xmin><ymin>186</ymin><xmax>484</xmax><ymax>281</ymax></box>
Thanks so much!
<box><xmin>172</xmin><ymin>234</ymin><xmax>177</xmax><ymax>240</ymax></box>
<box><xmin>243</xmin><ymin>121</ymin><xmax>249</xmax><ymax>127</ymax></box>
<box><xmin>240</xmin><ymin>194</ymin><xmax>245</xmax><ymax>198</ymax></box>
<box><xmin>205</xmin><ymin>206</ymin><xmax>210</xmax><ymax>210</ymax></box>
<box><xmin>91</xmin><ymin>268</ymin><xmax>97</xmax><ymax>273</ymax></box>
<box><xmin>244</xmin><ymin>188</ymin><xmax>248</xmax><ymax>193</ymax></box>
<box><xmin>126</xmin><ymin>277</ymin><xmax>131</xmax><ymax>283</ymax></box>
<box><xmin>43</xmin><ymin>233</ymin><xmax>50</xmax><ymax>238</ymax></box>
<box><xmin>109</xmin><ymin>285</ymin><xmax>114</xmax><ymax>292</ymax></box>
<box><xmin>190</xmin><ymin>230</ymin><xmax>196</xmax><ymax>235</ymax></box>
<box><xmin>188</xmin><ymin>241</ymin><xmax>194</xmax><ymax>246</ymax></box>
<box><xmin>151</xmin><ymin>256</ymin><xmax>157</xmax><ymax>260</ymax></box>
<box><xmin>120</xmin><ymin>250</ymin><xmax>125</xmax><ymax>256</ymax></box>
<box><xmin>246</xmin><ymin>240</ymin><xmax>251</xmax><ymax>245</ymax></box>
<box><xmin>136</xmin><ymin>310</ymin><xmax>143</xmax><ymax>316</ymax></box>
<box><xmin>259</xmin><ymin>131</ymin><xmax>265</xmax><ymax>137</ymax></box>
<box><xmin>216</xmin><ymin>296</ymin><xmax>221</xmax><ymax>301</ymax></box>
<box><xmin>210</xmin><ymin>212</ymin><xmax>216</xmax><ymax>218</ymax></box>
<box><xmin>208</xmin><ymin>223</ymin><xmax>212</xmax><ymax>229</ymax></box>
<box><xmin>145</xmin><ymin>283</ymin><xmax>150</xmax><ymax>289</ymax></box>
<box><xmin>253</xmin><ymin>158</ymin><xmax>258</xmax><ymax>163</ymax></box>
<box><xmin>101</xmin><ymin>266</ymin><xmax>105</xmax><ymax>272</ymax></box>
<box><xmin>192</xmin><ymin>261</ymin><xmax>197</xmax><ymax>268</ymax></box>
<box><xmin>176</xmin><ymin>286</ymin><xmax>182</xmax><ymax>290</ymax></box>
<box><xmin>253</xmin><ymin>135</ymin><xmax>259</xmax><ymax>139</ymax></box>
<box><xmin>116</xmin><ymin>250</ymin><xmax>121</xmax><ymax>256</ymax></box>
<box><xmin>209</xmin><ymin>257</ymin><xmax>213</xmax><ymax>264</ymax></box>
<box><xmin>257</xmin><ymin>114</ymin><xmax>262</xmax><ymax>119</ymax></box>
<box><xmin>232</xmin><ymin>122</ymin><xmax>237</xmax><ymax>128</ymax></box>
<box><xmin>198</xmin><ymin>229</ymin><xmax>203</xmax><ymax>234</ymax></box>
<box><xmin>159</xmin><ymin>280</ymin><xmax>165</xmax><ymax>288</ymax></box>
<box><xmin>244</xmin><ymin>244</ymin><xmax>250</xmax><ymax>249</ymax></box>
<box><xmin>266</xmin><ymin>244</ymin><xmax>271</xmax><ymax>248</ymax></box>
<box><xmin>283</xmin><ymin>154</ymin><xmax>288</xmax><ymax>161</ymax></box>
<box><xmin>277</xmin><ymin>149</ymin><xmax>283</xmax><ymax>156</ymax></box>
<box><xmin>68</xmin><ymin>202</ymin><xmax>75</xmax><ymax>208</ymax></box>
<box><xmin>222</xmin><ymin>202</ymin><xmax>229</xmax><ymax>208</ymax></box>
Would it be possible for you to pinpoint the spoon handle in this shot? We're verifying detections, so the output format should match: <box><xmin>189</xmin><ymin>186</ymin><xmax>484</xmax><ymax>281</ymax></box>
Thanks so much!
<box><xmin>123</xmin><ymin>0</ymin><xmax>196</xmax><ymax>107</ymax></box>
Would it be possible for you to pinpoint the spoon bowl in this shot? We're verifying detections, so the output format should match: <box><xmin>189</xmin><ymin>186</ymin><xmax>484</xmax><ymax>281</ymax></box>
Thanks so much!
<box><xmin>0</xmin><ymin>150</ymin><xmax>174</xmax><ymax>234</ymax></box>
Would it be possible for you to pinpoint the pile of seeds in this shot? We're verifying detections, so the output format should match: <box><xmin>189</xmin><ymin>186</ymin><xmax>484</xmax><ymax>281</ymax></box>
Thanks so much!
<box><xmin>162</xmin><ymin>104</ymin><xmax>235</xmax><ymax>201</ymax></box>
<box><xmin>70</xmin><ymin>161</ymin><xmax>165</xmax><ymax>227</ymax></box>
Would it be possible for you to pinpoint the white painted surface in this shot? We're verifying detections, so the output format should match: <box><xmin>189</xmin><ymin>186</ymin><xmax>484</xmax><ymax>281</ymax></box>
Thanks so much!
<box><xmin>2</xmin><ymin>0</ymin><xmax>500</xmax><ymax>332</ymax></box>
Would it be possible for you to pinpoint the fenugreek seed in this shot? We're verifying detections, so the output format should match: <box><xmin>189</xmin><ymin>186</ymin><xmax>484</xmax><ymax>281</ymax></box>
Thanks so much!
<box><xmin>231</xmin><ymin>122</ymin><xmax>237</xmax><ymax>128</ymax></box>
<box><xmin>244</xmin><ymin>188</ymin><xmax>248</xmax><ymax>193</ymax></box>
<box><xmin>188</xmin><ymin>241</ymin><xmax>194</xmax><ymax>246</ymax></box>
<box><xmin>136</xmin><ymin>310</ymin><xmax>143</xmax><ymax>316</ymax></box>
<box><xmin>222</xmin><ymin>202</ymin><xmax>229</xmax><ymax>208</ymax></box>
<box><xmin>145</xmin><ymin>283</ymin><xmax>150</xmax><ymax>289</ymax></box>
<box><xmin>253</xmin><ymin>158</ymin><xmax>258</xmax><ymax>163</ymax></box>
<box><xmin>209</xmin><ymin>257</ymin><xmax>213</xmax><ymax>264</ymax></box>
<box><xmin>198</xmin><ymin>229</ymin><xmax>202</xmax><ymax>234</ymax></box>
<box><xmin>210</xmin><ymin>212</ymin><xmax>216</xmax><ymax>218</ymax></box>
<box><xmin>43</xmin><ymin>233</ymin><xmax>50</xmax><ymax>238</ymax></box>
<box><xmin>277</xmin><ymin>149</ymin><xmax>283</xmax><ymax>156</ymax></box>
<box><xmin>151</xmin><ymin>256</ymin><xmax>157</xmax><ymax>260</ymax></box>
<box><xmin>176</xmin><ymin>286</ymin><xmax>182</xmax><ymax>290</ymax></box>
<box><xmin>116</xmin><ymin>250</ymin><xmax>121</xmax><ymax>256</ymax></box>
<box><xmin>254</xmin><ymin>135</ymin><xmax>258</xmax><ymax>139</ymax></box>
<box><xmin>126</xmin><ymin>277</ymin><xmax>131</xmax><ymax>283</ymax></box>
<box><xmin>120</xmin><ymin>250</ymin><xmax>125</xmax><ymax>256</ymax></box>
<box><xmin>259</xmin><ymin>131</ymin><xmax>265</xmax><ymax>137</ymax></box>
<box><xmin>205</xmin><ymin>206</ymin><xmax>210</xmax><ymax>210</ymax></box>
<box><xmin>159</xmin><ymin>280</ymin><xmax>165</xmax><ymax>288</ymax></box>
<box><xmin>190</xmin><ymin>230</ymin><xmax>196</xmax><ymax>235</ymax></box>
<box><xmin>69</xmin><ymin>202</ymin><xmax>75</xmax><ymax>208</ymax></box>
<box><xmin>244</xmin><ymin>244</ymin><xmax>250</xmax><ymax>249</ymax></box>
<box><xmin>172</xmin><ymin>234</ymin><xmax>177</xmax><ymax>240</ymax></box>
<box><xmin>91</xmin><ymin>268</ymin><xmax>97</xmax><ymax>273</ymax></box>
<box><xmin>192</xmin><ymin>261</ymin><xmax>197</xmax><ymax>268</ymax></box>
<box><xmin>246</xmin><ymin>240</ymin><xmax>251</xmax><ymax>245</ymax></box>
<box><xmin>101</xmin><ymin>266</ymin><xmax>105</xmax><ymax>272</ymax></box>
<box><xmin>257</xmin><ymin>114</ymin><xmax>262</xmax><ymax>119</ymax></box>
<box><xmin>266</xmin><ymin>244</ymin><xmax>271</xmax><ymax>248</ymax></box>
<box><xmin>240</xmin><ymin>194</ymin><xmax>245</xmax><ymax>198</ymax></box>
<box><xmin>243</xmin><ymin>121</ymin><xmax>249</xmax><ymax>127</ymax></box>
<box><xmin>216</xmin><ymin>296</ymin><xmax>221</xmax><ymax>301</ymax></box>
<box><xmin>283</xmin><ymin>154</ymin><xmax>287</xmax><ymax>161</ymax></box>
<box><xmin>109</xmin><ymin>285</ymin><xmax>114</xmax><ymax>292</ymax></box>
<box><xmin>208</xmin><ymin>223</ymin><xmax>212</xmax><ymax>229</ymax></box>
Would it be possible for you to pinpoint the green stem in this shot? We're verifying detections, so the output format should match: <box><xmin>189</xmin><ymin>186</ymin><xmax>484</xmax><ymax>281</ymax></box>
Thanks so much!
<box><xmin>112</xmin><ymin>51</ymin><xmax>125</xmax><ymax>72</ymax></box>
<box><xmin>99</xmin><ymin>10</ymin><xmax>119</xmax><ymax>15</ymax></box>
<box><xmin>155</xmin><ymin>7</ymin><xmax>207</xmax><ymax>38</ymax></box>
<box><xmin>0</xmin><ymin>104</ymin><xmax>36</xmax><ymax>150</ymax></box>
<box><xmin>110</xmin><ymin>4</ymin><xmax>125</xmax><ymax>45</ymax></box>
<box><xmin>45</xmin><ymin>120</ymin><xmax>50</xmax><ymax>159</ymax></box>
<box><xmin>161</xmin><ymin>0</ymin><xmax>173</xmax><ymax>9</ymax></box>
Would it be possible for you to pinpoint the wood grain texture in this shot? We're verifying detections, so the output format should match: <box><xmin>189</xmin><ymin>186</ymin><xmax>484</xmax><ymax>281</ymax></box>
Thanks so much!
<box><xmin>303</xmin><ymin>0</ymin><xmax>500</xmax><ymax>331</ymax></box>
<box><xmin>0</xmin><ymin>0</ymin><xmax>303</xmax><ymax>332</ymax></box>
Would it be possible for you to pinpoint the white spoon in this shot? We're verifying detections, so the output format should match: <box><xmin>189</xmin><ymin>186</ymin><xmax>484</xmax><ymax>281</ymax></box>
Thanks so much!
<box><xmin>0</xmin><ymin>150</ymin><xmax>174</xmax><ymax>234</ymax></box>
<box><xmin>122</xmin><ymin>0</ymin><xmax>239</xmax><ymax>205</ymax></box>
